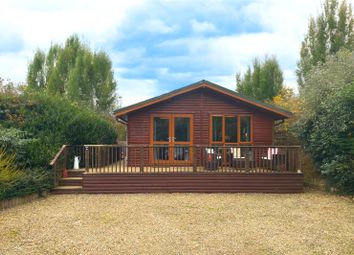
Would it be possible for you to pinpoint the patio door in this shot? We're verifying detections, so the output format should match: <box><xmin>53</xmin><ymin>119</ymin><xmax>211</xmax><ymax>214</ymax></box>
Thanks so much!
<box><xmin>151</xmin><ymin>114</ymin><xmax>193</xmax><ymax>164</ymax></box>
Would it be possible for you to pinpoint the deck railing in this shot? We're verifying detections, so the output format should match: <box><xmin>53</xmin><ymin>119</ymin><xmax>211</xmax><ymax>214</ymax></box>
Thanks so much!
<box><xmin>50</xmin><ymin>144</ymin><xmax>301</xmax><ymax>182</ymax></box>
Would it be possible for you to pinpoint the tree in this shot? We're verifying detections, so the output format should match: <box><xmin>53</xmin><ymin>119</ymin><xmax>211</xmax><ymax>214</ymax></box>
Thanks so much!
<box><xmin>27</xmin><ymin>35</ymin><xmax>117</xmax><ymax>112</ymax></box>
<box><xmin>294</xmin><ymin>50</ymin><xmax>354</xmax><ymax>194</ymax></box>
<box><xmin>236</xmin><ymin>56</ymin><xmax>284</xmax><ymax>101</ymax></box>
<box><xmin>297</xmin><ymin>0</ymin><xmax>354</xmax><ymax>89</ymax></box>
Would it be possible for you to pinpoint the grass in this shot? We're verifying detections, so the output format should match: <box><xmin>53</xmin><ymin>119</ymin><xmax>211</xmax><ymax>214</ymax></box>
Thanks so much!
<box><xmin>0</xmin><ymin>191</ymin><xmax>353</xmax><ymax>255</ymax></box>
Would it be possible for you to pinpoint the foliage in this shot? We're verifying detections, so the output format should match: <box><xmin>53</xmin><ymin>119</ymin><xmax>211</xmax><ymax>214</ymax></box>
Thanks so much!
<box><xmin>322</xmin><ymin>156</ymin><xmax>354</xmax><ymax>194</ymax></box>
<box><xmin>294</xmin><ymin>50</ymin><xmax>354</xmax><ymax>194</ymax></box>
<box><xmin>0</xmin><ymin>78</ymin><xmax>120</xmax><ymax>200</ymax></box>
<box><xmin>0</xmin><ymin>149</ymin><xmax>50</xmax><ymax>201</ymax></box>
<box><xmin>297</xmin><ymin>0</ymin><xmax>354</xmax><ymax>89</ymax></box>
<box><xmin>0</xmin><ymin>149</ymin><xmax>23</xmax><ymax>188</ymax></box>
<box><xmin>272</xmin><ymin>87</ymin><xmax>301</xmax><ymax>144</ymax></box>
<box><xmin>236</xmin><ymin>56</ymin><xmax>284</xmax><ymax>101</ymax></box>
<box><xmin>0</xmin><ymin>127</ymin><xmax>37</xmax><ymax>168</ymax></box>
<box><xmin>27</xmin><ymin>35</ymin><xmax>117</xmax><ymax>112</ymax></box>
<box><xmin>1</xmin><ymin>92</ymin><xmax>119</xmax><ymax>168</ymax></box>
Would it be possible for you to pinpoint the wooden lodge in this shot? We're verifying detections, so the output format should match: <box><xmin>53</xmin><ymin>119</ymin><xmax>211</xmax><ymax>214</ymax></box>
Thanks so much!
<box><xmin>51</xmin><ymin>80</ymin><xmax>303</xmax><ymax>194</ymax></box>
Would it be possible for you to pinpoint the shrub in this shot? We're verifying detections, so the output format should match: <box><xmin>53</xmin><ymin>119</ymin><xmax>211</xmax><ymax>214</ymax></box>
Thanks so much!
<box><xmin>0</xmin><ymin>149</ymin><xmax>24</xmax><ymax>193</ymax></box>
<box><xmin>0</xmin><ymin>92</ymin><xmax>119</xmax><ymax>168</ymax></box>
<box><xmin>0</xmin><ymin>127</ymin><xmax>37</xmax><ymax>168</ymax></box>
<box><xmin>294</xmin><ymin>50</ymin><xmax>354</xmax><ymax>194</ymax></box>
<box><xmin>0</xmin><ymin>88</ymin><xmax>120</xmax><ymax>199</ymax></box>
<box><xmin>0</xmin><ymin>149</ymin><xmax>50</xmax><ymax>201</ymax></box>
<box><xmin>321</xmin><ymin>156</ymin><xmax>354</xmax><ymax>194</ymax></box>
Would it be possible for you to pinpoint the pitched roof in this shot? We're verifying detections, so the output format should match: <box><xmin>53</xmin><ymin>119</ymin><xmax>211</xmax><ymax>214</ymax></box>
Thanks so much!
<box><xmin>114</xmin><ymin>80</ymin><xmax>292</xmax><ymax>118</ymax></box>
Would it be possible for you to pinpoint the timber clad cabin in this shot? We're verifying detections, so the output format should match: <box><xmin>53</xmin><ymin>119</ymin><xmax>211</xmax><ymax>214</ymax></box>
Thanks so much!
<box><xmin>51</xmin><ymin>80</ymin><xmax>303</xmax><ymax>194</ymax></box>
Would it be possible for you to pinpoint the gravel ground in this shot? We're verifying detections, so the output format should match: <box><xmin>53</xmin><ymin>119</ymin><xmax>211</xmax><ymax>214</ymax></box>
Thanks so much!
<box><xmin>0</xmin><ymin>191</ymin><xmax>353</xmax><ymax>255</ymax></box>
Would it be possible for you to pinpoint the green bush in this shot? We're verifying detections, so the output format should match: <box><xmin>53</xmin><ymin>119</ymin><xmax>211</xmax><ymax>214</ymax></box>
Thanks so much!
<box><xmin>321</xmin><ymin>156</ymin><xmax>354</xmax><ymax>194</ymax></box>
<box><xmin>294</xmin><ymin>51</ymin><xmax>354</xmax><ymax>194</ymax></box>
<box><xmin>1</xmin><ymin>92</ymin><xmax>119</xmax><ymax>168</ymax></box>
<box><xmin>0</xmin><ymin>127</ymin><xmax>37</xmax><ymax>168</ymax></box>
<box><xmin>0</xmin><ymin>149</ymin><xmax>50</xmax><ymax>200</ymax></box>
<box><xmin>0</xmin><ymin>87</ymin><xmax>120</xmax><ymax>200</ymax></box>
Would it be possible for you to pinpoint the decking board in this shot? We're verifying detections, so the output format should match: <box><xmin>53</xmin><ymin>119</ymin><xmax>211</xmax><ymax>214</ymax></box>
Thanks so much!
<box><xmin>83</xmin><ymin>172</ymin><xmax>303</xmax><ymax>194</ymax></box>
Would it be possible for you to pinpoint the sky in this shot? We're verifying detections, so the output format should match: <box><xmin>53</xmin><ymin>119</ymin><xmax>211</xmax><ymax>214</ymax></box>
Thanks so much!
<box><xmin>0</xmin><ymin>0</ymin><xmax>328</xmax><ymax>106</ymax></box>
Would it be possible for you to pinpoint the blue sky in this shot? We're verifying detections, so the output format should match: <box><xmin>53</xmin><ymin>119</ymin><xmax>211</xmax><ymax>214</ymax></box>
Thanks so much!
<box><xmin>0</xmin><ymin>0</ymin><xmax>326</xmax><ymax>106</ymax></box>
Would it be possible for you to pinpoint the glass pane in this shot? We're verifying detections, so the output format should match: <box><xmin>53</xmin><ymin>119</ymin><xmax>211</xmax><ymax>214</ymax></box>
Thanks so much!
<box><xmin>225</xmin><ymin>116</ymin><xmax>237</xmax><ymax>143</ymax></box>
<box><xmin>153</xmin><ymin>117</ymin><xmax>169</xmax><ymax>142</ymax></box>
<box><xmin>153</xmin><ymin>145</ymin><xmax>169</xmax><ymax>160</ymax></box>
<box><xmin>174</xmin><ymin>117</ymin><xmax>190</xmax><ymax>142</ymax></box>
<box><xmin>174</xmin><ymin>146</ymin><xmax>189</xmax><ymax>161</ymax></box>
<box><xmin>212</xmin><ymin>116</ymin><xmax>222</xmax><ymax>142</ymax></box>
<box><xmin>240</xmin><ymin>116</ymin><xmax>251</xmax><ymax>142</ymax></box>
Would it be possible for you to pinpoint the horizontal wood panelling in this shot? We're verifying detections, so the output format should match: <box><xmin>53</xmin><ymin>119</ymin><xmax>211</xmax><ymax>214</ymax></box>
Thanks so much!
<box><xmin>128</xmin><ymin>88</ymin><xmax>275</xmax><ymax>148</ymax></box>
<box><xmin>83</xmin><ymin>172</ymin><xmax>303</xmax><ymax>193</ymax></box>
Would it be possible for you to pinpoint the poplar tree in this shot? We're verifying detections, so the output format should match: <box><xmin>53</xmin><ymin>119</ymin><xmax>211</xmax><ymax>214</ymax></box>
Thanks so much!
<box><xmin>236</xmin><ymin>56</ymin><xmax>284</xmax><ymax>102</ymax></box>
<box><xmin>27</xmin><ymin>35</ymin><xmax>117</xmax><ymax>112</ymax></box>
<box><xmin>297</xmin><ymin>0</ymin><xmax>354</xmax><ymax>89</ymax></box>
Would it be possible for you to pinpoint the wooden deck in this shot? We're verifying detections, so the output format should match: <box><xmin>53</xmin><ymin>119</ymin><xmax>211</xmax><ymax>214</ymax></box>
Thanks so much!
<box><xmin>83</xmin><ymin>172</ymin><xmax>304</xmax><ymax>193</ymax></box>
<box><xmin>81</xmin><ymin>164</ymin><xmax>281</xmax><ymax>174</ymax></box>
<box><xmin>51</xmin><ymin>145</ymin><xmax>303</xmax><ymax>194</ymax></box>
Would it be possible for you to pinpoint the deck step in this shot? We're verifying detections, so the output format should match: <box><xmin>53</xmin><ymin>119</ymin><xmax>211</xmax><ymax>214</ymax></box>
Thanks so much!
<box><xmin>59</xmin><ymin>177</ymin><xmax>83</xmax><ymax>186</ymax></box>
<box><xmin>67</xmin><ymin>170</ymin><xmax>85</xmax><ymax>177</ymax></box>
<box><xmin>52</xmin><ymin>186</ymin><xmax>83</xmax><ymax>194</ymax></box>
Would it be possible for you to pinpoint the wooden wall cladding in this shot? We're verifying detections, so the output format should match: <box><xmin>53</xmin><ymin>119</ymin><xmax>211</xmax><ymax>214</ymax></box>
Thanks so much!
<box><xmin>83</xmin><ymin>172</ymin><xmax>304</xmax><ymax>194</ymax></box>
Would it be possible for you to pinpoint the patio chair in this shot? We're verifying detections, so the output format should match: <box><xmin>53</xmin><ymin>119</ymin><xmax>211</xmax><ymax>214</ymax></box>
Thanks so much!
<box><xmin>261</xmin><ymin>148</ymin><xmax>285</xmax><ymax>171</ymax></box>
<box><xmin>204</xmin><ymin>147</ymin><xmax>221</xmax><ymax>171</ymax></box>
<box><xmin>230</xmin><ymin>147</ymin><xmax>247</xmax><ymax>169</ymax></box>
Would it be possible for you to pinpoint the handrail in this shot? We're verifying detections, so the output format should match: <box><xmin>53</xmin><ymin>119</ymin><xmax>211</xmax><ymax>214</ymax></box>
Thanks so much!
<box><xmin>49</xmin><ymin>145</ymin><xmax>67</xmax><ymax>166</ymax></box>
<box><xmin>80</xmin><ymin>144</ymin><xmax>301</xmax><ymax>174</ymax></box>
<box><xmin>82</xmin><ymin>144</ymin><xmax>301</xmax><ymax>148</ymax></box>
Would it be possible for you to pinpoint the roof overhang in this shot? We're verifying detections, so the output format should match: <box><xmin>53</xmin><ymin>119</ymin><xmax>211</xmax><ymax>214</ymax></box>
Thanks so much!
<box><xmin>114</xmin><ymin>80</ymin><xmax>292</xmax><ymax>120</ymax></box>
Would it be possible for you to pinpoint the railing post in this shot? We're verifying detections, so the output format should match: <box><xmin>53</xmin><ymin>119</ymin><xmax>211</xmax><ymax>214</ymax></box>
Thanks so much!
<box><xmin>193</xmin><ymin>146</ymin><xmax>197</xmax><ymax>172</ymax></box>
<box><xmin>298</xmin><ymin>147</ymin><xmax>302</xmax><ymax>173</ymax></box>
<box><xmin>85</xmin><ymin>146</ymin><xmax>89</xmax><ymax>172</ymax></box>
<box><xmin>52</xmin><ymin>164</ymin><xmax>57</xmax><ymax>187</ymax></box>
<box><xmin>245</xmin><ymin>148</ymin><xmax>250</xmax><ymax>171</ymax></box>
<box><xmin>63</xmin><ymin>146</ymin><xmax>67</xmax><ymax>171</ymax></box>
<box><xmin>140</xmin><ymin>147</ymin><xmax>144</xmax><ymax>172</ymax></box>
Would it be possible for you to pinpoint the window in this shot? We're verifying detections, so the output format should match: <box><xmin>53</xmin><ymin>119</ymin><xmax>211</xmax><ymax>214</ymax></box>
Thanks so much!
<box><xmin>153</xmin><ymin>117</ymin><xmax>169</xmax><ymax>142</ymax></box>
<box><xmin>212</xmin><ymin>116</ymin><xmax>222</xmax><ymax>142</ymax></box>
<box><xmin>240</xmin><ymin>116</ymin><xmax>251</xmax><ymax>142</ymax></box>
<box><xmin>174</xmin><ymin>117</ymin><xmax>190</xmax><ymax>142</ymax></box>
<box><xmin>225</xmin><ymin>116</ymin><xmax>237</xmax><ymax>143</ymax></box>
<box><xmin>210</xmin><ymin>115</ymin><xmax>252</xmax><ymax>144</ymax></box>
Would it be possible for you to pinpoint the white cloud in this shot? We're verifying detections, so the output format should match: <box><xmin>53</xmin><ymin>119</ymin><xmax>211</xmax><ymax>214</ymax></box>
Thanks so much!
<box><xmin>152</xmin><ymin>32</ymin><xmax>299</xmax><ymax>89</ymax></box>
<box><xmin>117</xmin><ymin>78</ymin><xmax>161</xmax><ymax>106</ymax></box>
<box><xmin>0</xmin><ymin>0</ymin><xmax>348</xmax><ymax>103</ymax></box>
<box><xmin>191</xmin><ymin>19</ymin><xmax>216</xmax><ymax>33</ymax></box>
<box><xmin>141</xmin><ymin>19</ymin><xmax>178</xmax><ymax>34</ymax></box>
<box><xmin>0</xmin><ymin>0</ymin><xmax>144</xmax><ymax>82</ymax></box>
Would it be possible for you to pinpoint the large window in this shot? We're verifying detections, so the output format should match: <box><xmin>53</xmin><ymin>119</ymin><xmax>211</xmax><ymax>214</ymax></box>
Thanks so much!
<box><xmin>211</xmin><ymin>115</ymin><xmax>252</xmax><ymax>144</ymax></box>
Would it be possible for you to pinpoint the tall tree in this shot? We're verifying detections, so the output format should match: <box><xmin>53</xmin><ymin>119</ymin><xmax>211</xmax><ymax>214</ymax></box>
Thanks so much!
<box><xmin>297</xmin><ymin>0</ymin><xmax>354</xmax><ymax>89</ymax></box>
<box><xmin>294</xmin><ymin>50</ymin><xmax>354</xmax><ymax>194</ymax></box>
<box><xmin>27</xmin><ymin>35</ymin><xmax>117</xmax><ymax>112</ymax></box>
<box><xmin>27</xmin><ymin>50</ymin><xmax>46</xmax><ymax>90</ymax></box>
<box><xmin>236</xmin><ymin>56</ymin><xmax>284</xmax><ymax>101</ymax></box>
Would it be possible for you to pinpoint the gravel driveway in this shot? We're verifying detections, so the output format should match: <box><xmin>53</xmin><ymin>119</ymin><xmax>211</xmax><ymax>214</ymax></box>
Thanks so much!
<box><xmin>0</xmin><ymin>191</ymin><xmax>353</xmax><ymax>255</ymax></box>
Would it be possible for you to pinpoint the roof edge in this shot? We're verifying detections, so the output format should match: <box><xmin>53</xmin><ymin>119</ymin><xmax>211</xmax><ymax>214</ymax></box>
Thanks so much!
<box><xmin>114</xmin><ymin>80</ymin><xmax>292</xmax><ymax>118</ymax></box>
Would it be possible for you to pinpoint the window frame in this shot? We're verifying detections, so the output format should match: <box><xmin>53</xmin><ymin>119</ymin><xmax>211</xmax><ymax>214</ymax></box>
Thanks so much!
<box><xmin>209</xmin><ymin>114</ymin><xmax>253</xmax><ymax>145</ymax></box>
